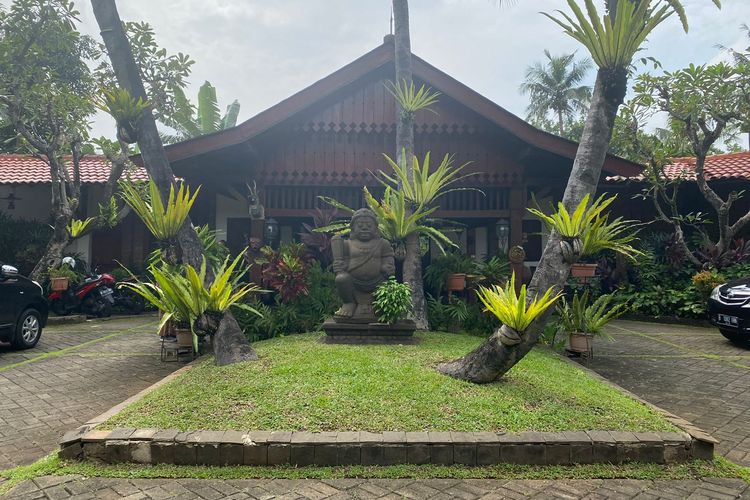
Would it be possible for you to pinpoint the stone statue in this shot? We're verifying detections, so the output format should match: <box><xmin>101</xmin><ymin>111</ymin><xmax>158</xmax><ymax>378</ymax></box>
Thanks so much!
<box><xmin>331</xmin><ymin>208</ymin><xmax>395</xmax><ymax>322</ymax></box>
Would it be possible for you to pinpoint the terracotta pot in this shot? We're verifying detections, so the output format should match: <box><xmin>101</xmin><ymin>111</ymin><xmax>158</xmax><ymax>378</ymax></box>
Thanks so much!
<box><xmin>175</xmin><ymin>327</ymin><xmax>194</xmax><ymax>348</ymax></box>
<box><xmin>568</xmin><ymin>332</ymin><xmax>594</xmax><ymax>353</ymax></box>
<box><xmin>50</xmin><ymin>277</ymin><xmax>69</xmax><ymax>291</ymax></box>
<box><xmin>570</xmin><ymin>263</ymin><xmax>597</xmax><ymax>282</ymax></box>
<box><xmin>446</xmin><ymin>273</ymin><xmax>467</xmax><ymax>292</ymax></box>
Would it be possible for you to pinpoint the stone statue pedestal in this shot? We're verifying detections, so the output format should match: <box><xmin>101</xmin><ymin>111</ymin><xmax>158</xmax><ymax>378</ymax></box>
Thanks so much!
<box><xmin>322</xmin><ymin>319</ymin><xmax>417</xmax><ymax>344</ymax></box>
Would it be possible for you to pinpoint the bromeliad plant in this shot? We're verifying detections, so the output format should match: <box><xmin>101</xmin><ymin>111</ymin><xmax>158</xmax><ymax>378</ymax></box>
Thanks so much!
<box><xmin>556</xmin><ymin>290</ymin><xmax>628</xmax><ymax>351</ymax></box>
<box><xmin>379</xmin><ymin>151</ymin><xmax>480</xmax><ymax>208</ymax></box>
<box><xmin>527</xmin><ymin>193</ymin><xmax>640</xmax><ymax>263</ymax></box>
<box><xmin>122</xmin><ymin>254</ymin><xmax>261</xmax><ymax>348</ymax></box>
<box><xmin>385</xmin><ymin>80</ymin><xmax>440</xmax><ymax>121</ymax></box>
<box><xmin>119</xmin><ymin>179</ymin><xmax>199</xmax><ymax>242</ymax></box>
<box><xmin>66</xmin><ymin>217</ymin><xmax>96</xmax><ymax>238</ymax></box>
<box><xmin>119</xmin><ymin>179</ymin><xmax>199</xmax><ymax>264</ymax></box>
<box><xmin>319</xmin><ymin>186</ymin><xmax>457</xmax><ymax>254</ymax></box>
<box><xmin>372</xmin><ymin>277</ymin><xmax>413</xmax><ymax>325</ymax></box>
<box><xmin>475</xmin><ymin>273</ymin><xmax>562</xmax><ymax>347</ymax></box>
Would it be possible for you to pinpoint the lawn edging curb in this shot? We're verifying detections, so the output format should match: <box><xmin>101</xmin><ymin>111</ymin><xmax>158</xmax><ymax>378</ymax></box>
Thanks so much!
<box><xmin>558</xmin><ymin>351</ymin><xmax>718</xmax><ymax>462</ymax></box>
<box><xmin>56</xmin><ymin>344</ymin><xmax>716</xmax><ymax>468</ymax></box>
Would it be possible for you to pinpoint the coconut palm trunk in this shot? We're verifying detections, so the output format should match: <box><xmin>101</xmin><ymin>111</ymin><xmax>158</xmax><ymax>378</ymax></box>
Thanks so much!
<box><xmin>393</xmin><ymin>0</ymin><xmax>428</xmax><ymax>329</ymax></box>
<box><xmin>437</xmin><ymin>66</ymin><xmax>627</xmax><ymax>383</ymax></box>
<box><xmin>91</xmin><ymin>0</ymin><xmax>257</xmax><ymax>365</ymax></box>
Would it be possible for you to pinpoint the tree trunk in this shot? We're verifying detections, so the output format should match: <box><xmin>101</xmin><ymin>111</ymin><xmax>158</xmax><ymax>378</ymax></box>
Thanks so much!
<box><xmin>393</xmin><ymin>0</ymin><xmax>428</xmax><ymax>329</ymax></box>
<box><xmin>558</xmin><ymin>110</ymin><xmax>565</xmax><ymax>136</ymax></box>
<box><xmin>30</xmin><ymin>213</ymin><xmax>71</xmax><ymax>281</ymax></box>
<box><xmin>91</xmin><ymin>0</ymin><xmax>257</xmax><ymax>365</ymax></box>
<box><xmin>437</xmin><ymin>67</ymin><xmax>627</xmax><ymax>383</ymax></box>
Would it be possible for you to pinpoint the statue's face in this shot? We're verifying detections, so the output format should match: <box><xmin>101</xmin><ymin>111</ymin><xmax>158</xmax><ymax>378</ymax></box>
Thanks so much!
<box><xmin>352</xmin><ymin>217</ymin><xmax>376</xmax><ymax>242</ymax></box>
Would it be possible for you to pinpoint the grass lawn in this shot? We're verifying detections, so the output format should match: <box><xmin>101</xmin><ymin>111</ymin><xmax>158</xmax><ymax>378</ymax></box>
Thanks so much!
<box><xmin>105</xmin><ymin>331</ymin><xmax>676</xmax><ymax>433</ymax></box>
<box><xmin>1</xmin><ymin>454</ymin><xmax>748</xmax><ymax>495</ymax></box>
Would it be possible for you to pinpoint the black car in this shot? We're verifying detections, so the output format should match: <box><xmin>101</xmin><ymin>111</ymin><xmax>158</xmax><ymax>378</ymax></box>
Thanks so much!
<box><xmin>0</xmin><ymin>263</ymin><xmax>48</xmax><ymax>349</ymax></box>
<box><xmin>708</xmin><ymin>277</ymin><xmax>750</xmax><ymax>345</ymax></box>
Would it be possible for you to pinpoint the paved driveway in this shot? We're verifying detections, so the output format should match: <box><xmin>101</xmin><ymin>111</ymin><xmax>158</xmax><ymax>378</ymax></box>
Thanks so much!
<box><xmin>588</xmin><ymin>319</ymin><xmax>750</xmax><ymax>466</ymax></box>
<box><xmin>0</xmin><ymin>315</ymin><xmax>178</xmax><ymax>470</ymax></box>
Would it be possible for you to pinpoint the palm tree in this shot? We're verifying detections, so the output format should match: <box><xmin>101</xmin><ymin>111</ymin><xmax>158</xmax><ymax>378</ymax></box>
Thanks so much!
<box><xmin>437</xmin><ymin>0</ymin><xmax>721</xmax><ymax>383</ymax></box>
<box><xmin>520</xmin><ymin>50</ymin><xmax>592</xmax><ymax>136</ymax></box>
<box><xmin>392</xmin><ymin>0</ymin><xmax>430</xmax><ymax>329</ymax></box>
<box><xmin>162</xmin><ymin>81</ymin><xmax>240</xmax><ymax>143</ymax></box>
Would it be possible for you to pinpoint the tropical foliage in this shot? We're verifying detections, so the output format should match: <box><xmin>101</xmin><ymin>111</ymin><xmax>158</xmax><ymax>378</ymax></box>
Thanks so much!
<box><xmin>122</xmin><ymin>254</ymin><xmax>260</xmax><ymax>333</ymax></box>
<box><xmin>66</xmin><ymin>218</ymin><xmax>96</xmax><ymax>238</ymax></box>
<box><xmin>373</xmin><ymin>277</ymin><xmax>413</xmax><ymax>324</ymax></box>
<box><xmin>543</xmin><ymin>0</ymin><xmax>711</xmax><ymax>70</ymax></box>
<box><xmin>385</xmin><ymin>80</ymin><xmax>440</xmax><ymax>120</ymax></box>
<box><xmin>475</xmin><ymin>273</ymin><xmax>561</xmax><ymax>333</ymax></box>
<box><xmin>319</xmin><ymin>186</ymin><xmax>457</xmax><ymax>254</ymax></box>
<box><xmin>520</xmin><ymin>50</ymin><xmax>592</xmax><ymax>135</ymax></box>
<box><xmin>528</xmin><ymin>193</ymin><xmax>641</xmax><ymax>260</ymax></box>
<box><xmin>119</xmin><ymin>179</ymin><xmax>200</xmax><ymax>241</ymax></box>
<box><xmin>379</xmin><ymin>151</ymin><xmax>480</xmax><ymax>207</ymax></box>
<box><xmin>556</xmin><ymin>290</ymin><xmax>627</xmax><ymax>338</ymax></box>
<box><xmin>162</xmin><ymin>81</ymin><xmax>240</xmax><ymax>143</ymax></box>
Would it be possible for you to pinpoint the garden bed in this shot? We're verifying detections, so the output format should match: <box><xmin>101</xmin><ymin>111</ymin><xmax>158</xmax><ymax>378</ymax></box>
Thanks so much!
<box><xmin>104</xmin><ymin>332</ymin><xmax>674</xmax><ymax>433</ymax></box>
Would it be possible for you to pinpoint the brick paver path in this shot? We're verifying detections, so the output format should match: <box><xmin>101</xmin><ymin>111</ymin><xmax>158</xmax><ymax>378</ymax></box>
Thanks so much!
<box><xmin>5</xmin><ymin>475</ymin><xmax>749</xmax><ymax>499</ymax></box>
<box><xmin>0</xmin><ymin>315</ymin><xmax>177</xmax><ymax>469</ymax></box>
<box><xmin>587</xmin><ymin>319</ymin><xmax>750</xmax><ymax>466</ymax></box>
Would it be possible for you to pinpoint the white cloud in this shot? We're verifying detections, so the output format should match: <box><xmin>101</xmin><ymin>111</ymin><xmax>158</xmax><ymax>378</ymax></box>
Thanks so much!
<box><xmin>67</xmin><ymin>0</ymin><xmax>749</xmax><ymax>139</ymax></box>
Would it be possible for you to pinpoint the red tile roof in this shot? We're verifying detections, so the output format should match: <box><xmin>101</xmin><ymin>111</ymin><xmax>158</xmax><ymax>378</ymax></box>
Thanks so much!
<box><xmin>606</xmin><ymin>151</ymin><xmax>750</xmax><ymax>182</ymax></box>
<box><xmin>0</xmin><ymin>154</ymin><xmax>149</xmax><ymax>184</ymax></box>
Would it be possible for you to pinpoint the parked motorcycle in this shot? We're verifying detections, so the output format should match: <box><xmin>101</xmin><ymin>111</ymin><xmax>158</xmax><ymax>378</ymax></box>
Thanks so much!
<box><xmin>48</xmin><ymin>272</ymin><xmax>116</xmax><ymax>317</ymax></box>
<box><xmin>113</xmin><ymin>276</ymin><xmax>145</xmax><ymax>315</ymax></box>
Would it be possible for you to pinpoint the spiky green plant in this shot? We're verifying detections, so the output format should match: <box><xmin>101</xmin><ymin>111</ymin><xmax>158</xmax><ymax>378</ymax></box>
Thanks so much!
<box><xmin>95</xmin><ymin>88</ymin><xmax>150</xmax><ymax>143</ymax></box>
<box><xmin>385</xmin><ymin>80</ymin><xmax>440</xmax><ymax>119</ymax></box>
<box><xmin>556</xmin><ymin>290</ymin><xmax>628</xmax><ymax>339</ymax></box>
<box><xmin>527</xmin><ymin>193</ymin><xmax>612</xmax><ymax>238</ymax></box>
<box><xmin>476</xmin><ymin>273</ymin><xmax>561</xmax><ymax>332</ymax></box>
<box><xmin>119</xmin><ymin>179</ymin><xmax>199</xmax><ymax>241</ymax></box>
<box><xmin>543</xmin><ymin>0</ymin><xmax>720</xmax><ymax>71</ymax></box>
<box><xmin>379</xmin><ymin>151</ymin><xmax>481</xmax><ymax>208</ymax></box>
<box><xmin>527</xmin><ymin>193</ymin><xmax>640</xmax><ymax>259</ymax></box>
<box><xmin>66</xmin><ymin>217</ymin><xmax>95</xmax><ymax>238</ymax></box>
<box><xmin>318</xmin><ymin>186</ymin><xmax>457</xmax><ymax>254</ymax></box>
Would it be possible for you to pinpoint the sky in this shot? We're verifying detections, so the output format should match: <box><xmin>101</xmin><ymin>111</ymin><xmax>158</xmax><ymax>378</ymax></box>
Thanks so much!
<box><xmin>65</xmin><ymin>0</ymin><xmax>750</xmax><ymax>138</ymax></box>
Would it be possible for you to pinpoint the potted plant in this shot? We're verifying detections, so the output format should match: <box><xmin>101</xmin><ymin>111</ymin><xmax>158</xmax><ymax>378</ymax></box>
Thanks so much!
<box><xmin>556</xmin><ymin>290</ymin><xmax>628</xmax><ymax>354</ymax></box>
<box><xmin>527</xmin><ymin>193</ymin><xmax>641</xmax><ymax>283</ymax></box>
<box><xmin>424</xmin><ymin>252</ymin><xmax>477</xmax><ymax>294</ymax></box>
<box><xmin>48</xmin><ymin>264</ymin><xmax>78</xmax><ymax>291</ymax></box>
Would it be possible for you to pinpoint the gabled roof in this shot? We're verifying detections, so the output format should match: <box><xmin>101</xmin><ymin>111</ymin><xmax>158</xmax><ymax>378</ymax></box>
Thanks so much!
<box><xmin>0</xmin><ymin>154</ymin><xmax>148</xmax><ymax>184</ymax></box>
<box><xmin>159</xmin><ymin>37</ymin><xmax>643</xmax><ymax>178</ymax></box>
<box><xmin>606</xmin><ymin>151</ymin><xmax>750</xmax><ymax>183</ymax></box>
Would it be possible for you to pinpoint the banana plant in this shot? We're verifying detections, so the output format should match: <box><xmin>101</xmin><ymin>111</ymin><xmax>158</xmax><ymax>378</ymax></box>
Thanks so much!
<box><xmin>162</xmin><ymin>81</ymin><xmax>241</xmax><ymax>142</ymax></box>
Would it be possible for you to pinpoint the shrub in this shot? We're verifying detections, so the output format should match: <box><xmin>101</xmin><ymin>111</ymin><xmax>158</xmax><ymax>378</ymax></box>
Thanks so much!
<box><xmin>373</xmin><ymin>277</ymin><xmax>412</xmax><ymax>324</ymax></box>
<box><xmin>0</xmin><ymin>213</ymin><xmax>53</xmax><ymax>275</ymax></box>
<box><xmin>235</xmin><ymin>262</ymin><xmax>339</xmax><ymax>341</ymax></box>
<box><xmin>257</xmin><ymin>243</ymin><xmax>310</xmax><ymax>303</ymax></box>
